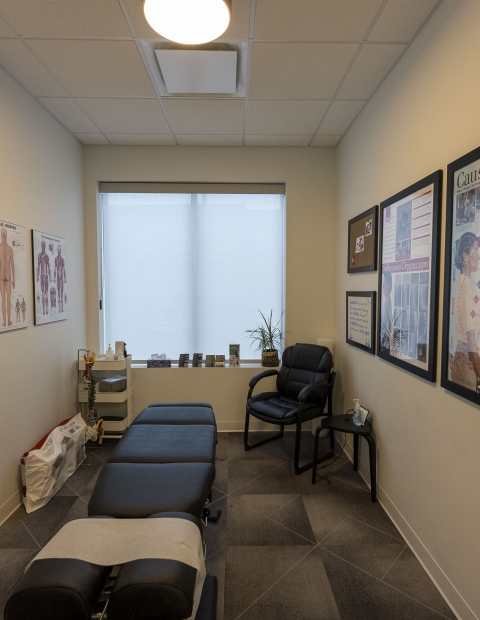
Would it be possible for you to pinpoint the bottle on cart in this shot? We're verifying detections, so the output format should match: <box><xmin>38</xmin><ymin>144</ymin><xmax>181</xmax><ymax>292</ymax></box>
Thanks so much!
<box><xmin>106</xmin><ymin>344</ymin><xmax>114</xmax><ymax>361</ymax></box>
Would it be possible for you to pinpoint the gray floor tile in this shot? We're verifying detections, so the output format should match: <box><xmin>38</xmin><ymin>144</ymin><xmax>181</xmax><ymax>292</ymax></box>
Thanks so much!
<box><xmin>223</xmin><ymin>545</ymin><xmax>312</xmax><ymax>620</ymax></box>
<box><xmin>0</xmin><ymin>548</ymin><xmax>38</xmax><ymax>569</ymax></box>
<box><xmin>383</xmin><ymin>548</ymin><xmax>456</xmax><ymax>619</ymax></box>
<box><xmin>320</xmin><ymin>548</ymin><xmax>452</xmax><ymax>620</ymax></box>
<box><xmin>67</xmin><ymin>456</ymin><xmax>103</xmax><ymax>496</ymax></box>
<box><xmin>226</xmin><ymin>497</ymin><xmax>314</xmax><ymax>547</ymax></box>
<box><xmin>0</xmin><ymin>513</ymin><xmax>39</xmax><ymax>551</ymax></box>
<box><xmin>321</xmin><ymin>516</ymin><xmax>406</xmax><ymax>579</ymax></box>
<box><xmin>55</xmin><ymin>482</ymin><xmax>79</xmax><ymax>496</ymax></box>
<box><xmin>232</xmin><ymin>493</ymin><xmax>298</xmax><ymax>517</ymax></box>
<box><xmin>217</xmin><ymin>435</ymin><xmax>286</xmax><ymax>475</ymax></box>
<box><xmin>0</xmin><ymin>551</ymin><xmax>37</xmax><ymax>616</ymax></box>
<box><xmin>230</xmin><ymin>462</ymin><xmax>302</xmax><ymax>498</ymax></box>
<box><xmin>300</xmin><ymin>476</ymin><xmax>403</xmax><ymax>541</ymax></box>
<box><xmin>239</xmin><ymin>546</ymin><xmax>341</xmax><ymax>620</ymax></box>
<box><xmin>21</xmin><ymin>495</ymin><xmax>78</xmax><ymax>547</ymax></box>
<box><xmin>213</xmin><ymin>460</ymin><xmax>261</xmax><ymax>495</ymax></box>
<box><xmin>329</xmin><ymin>460</ymin><xmax>370</xmax><ymax>490</ymax></box>
<box><xmin>269</xmin><ymin>496</ymin><xmax>316</xmax><ymax>543</ymax></box>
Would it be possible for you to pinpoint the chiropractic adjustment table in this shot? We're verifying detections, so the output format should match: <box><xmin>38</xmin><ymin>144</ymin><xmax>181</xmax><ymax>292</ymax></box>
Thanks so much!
<box><xmin>5</xmin><ymin>403</ymin><xmax>220</xmax><ymax>620</ymax></box>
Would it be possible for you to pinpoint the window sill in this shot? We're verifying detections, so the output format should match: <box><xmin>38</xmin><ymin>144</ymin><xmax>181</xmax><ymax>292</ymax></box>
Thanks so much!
<box><xmin>132</xmin><ymin>362</ymin><xmax>277</xmax><ymax>369</ymax></box>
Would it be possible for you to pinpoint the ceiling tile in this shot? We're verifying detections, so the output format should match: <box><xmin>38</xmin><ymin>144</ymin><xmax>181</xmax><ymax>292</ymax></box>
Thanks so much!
<box><xmin>249</xmin><ymin>43</ymin><xmax>358</xmax><ymax>99</ymax></box>
<box><xmin>245</xmin><ymin>135</ymin><xmax>311</xmax><ymax>146</ymax></box>
<box><xmin>38</xmin><ymin>98</ymin><xmax>98</xmax><ymax>133</ymax></box>
<box><xmin>28</xmin><ymin>40</ymin><xmax>156</xmax><ymax>98</ymax></box>
<box><xmin>254</xmin><ymin>0</ymin><xmax>384</xmax><ymax>41</ymax></box>
<box><xmin>124</xmin><ymin>0</ymin><xmax>251</xmax><ymax>40</ymax></box>
<box><xmin>163</xmin><ymin>99</ymin><xmax>245</xmax><ymax>134</ymax></box>
<box><xmin>0</xmin><ymin>16</ymin><xmax>15</xmax><ymax>36</ymax></box>
<box><xmin>75</xmin><ymin>98</ymin><xmax>171</xmax><ymax>134</ymax></box>
<box><xmin>311</xmin><ymin>134</ymin><xmax>342</xmax><ymax>147</ymax></box>
<box><xmin>0</xmin><ymin>39</ymin><xmax>67</xmax><ymax>97</ymax></box>
<box><xmin>317</xmin><ymin>100</ymin><xmax>365</xmax><ymax>135</ymax></box>
<box><xmin>247</xmin><ymin>100</ymin><xmax>329</xmax><ymax>134</ymax></box>
<box><xmin>0</xmin><ymin>0</ymin><xmax>131</xmax><ymax>38</ymax></box>
<box><xmin>74</xmin><ymin>134</ymin><xmax>110</xmax><ymax>145</ymax></box>
<box><xmin>177</xmin><ymin>135</ymin><xmax>243</xmax><ymax>146</ymax></box>
<box><xmin>337</xmin><ymin>43</ymin><xmax>406</xmax><ymax>100</ymax></box>
<box><xmin>369</xmin><ymin>0</ymin><xmax>439</xmax><ymax>42</ymax></box>
<box><xmin>106</xmin><ymin>134</ymin><xmax>176</xmax><ymax>145</ymax></box>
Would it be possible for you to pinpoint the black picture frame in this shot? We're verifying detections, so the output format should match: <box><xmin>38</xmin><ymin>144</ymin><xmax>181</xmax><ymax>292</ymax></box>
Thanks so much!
<box><xmin>346</xmin><ymin>291</ymin><xmax>376</xmax><ymax>355</ymax></box>
<box><xmin>377</xmin><ymin>171</ymin><xmax>442</xmax><ymax>382</ymax></box>
<box><xmin>347</xmin><ymin>205</ymin><xmax>378</xmax><ymax>273</ymax></box>
<box><xmin>441</xmin><ymin>146</ymin><xmax>480</xmax><ymax>404</ymax></box>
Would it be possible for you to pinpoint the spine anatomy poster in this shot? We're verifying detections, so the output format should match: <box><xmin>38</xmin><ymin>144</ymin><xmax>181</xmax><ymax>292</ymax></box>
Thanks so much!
<box><xmin>0</xmin><ymin>220</ymin><xmax>27</xmax><ymax>332</ymax></box>
<box><xmin>33</xmin><ymin>230</ymin><xmax>67</xmax><ymax>325</ymax></box>
<box><xmin>378</xmin><ymin>172</ymin><xmax>440</xmax><ymax>382</ymax></box>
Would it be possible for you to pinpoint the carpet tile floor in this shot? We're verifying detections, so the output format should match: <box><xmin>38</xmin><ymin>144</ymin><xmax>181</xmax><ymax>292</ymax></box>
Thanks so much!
<box><xmin>0</xmin><ymin>432</ymin><xmax>455</xmax><ymax>620</ymax></box>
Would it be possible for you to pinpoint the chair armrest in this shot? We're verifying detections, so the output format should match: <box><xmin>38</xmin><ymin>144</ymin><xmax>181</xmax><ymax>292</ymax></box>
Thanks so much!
<box><xmin>248</xmin><ymin>369</ymin><xmax>279</xmax><ymax>399</ymax></box>
<box><xmin>298</xmin><ymin>379</ymin><xmax>328</xmax><ymax>403</ymax></box>
<box><xmin>248</xmin><ymin>369</ymin><xmax>279</xmax><ymax>388</ymax></box>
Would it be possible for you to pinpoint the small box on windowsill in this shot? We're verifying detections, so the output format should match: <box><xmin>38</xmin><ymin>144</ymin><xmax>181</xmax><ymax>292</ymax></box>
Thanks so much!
<box><xmin>147</xmin><ymin>358</ymin><xmax>172</xmax><ymax>368</ymax></box>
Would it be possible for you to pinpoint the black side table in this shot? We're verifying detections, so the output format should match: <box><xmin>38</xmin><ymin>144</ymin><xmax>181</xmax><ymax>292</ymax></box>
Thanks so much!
<box><xmin>312</xmin><ymin>414</ymin><xmax>377</xmax><ymax>502</ymax></box>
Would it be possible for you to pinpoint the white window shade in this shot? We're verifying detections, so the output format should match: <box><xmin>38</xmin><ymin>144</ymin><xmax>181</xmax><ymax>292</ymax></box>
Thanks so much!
<box><xmin>101</xmin><ymin>191</ymin><xmax>285</xmax><ymax>360</ymax></box>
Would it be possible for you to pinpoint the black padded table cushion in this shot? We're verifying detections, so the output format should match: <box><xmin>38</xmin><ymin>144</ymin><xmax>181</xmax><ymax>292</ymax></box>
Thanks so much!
<box><xmin>4</xmin><ymin>559</ymin><xmax>110</xmax><ymax>620</ymax></box>
<box><xmin>107</xmin><ymin>424</ymin><xmax>216</xmax><ymax>464</ymax></box>
<box><xmin>107</xmin><ymin>559</ymin><xmax>197</xmax><ymax>620</ymax></box>
<box><xmin>133</xmin><ymin>403</ymin><xmax>216</xmax><ymax>426</ymax></box>
<box><xmin>88</xmin><ymin>462</ymin><xmax>215</xmax><ymax>520</ymax></box>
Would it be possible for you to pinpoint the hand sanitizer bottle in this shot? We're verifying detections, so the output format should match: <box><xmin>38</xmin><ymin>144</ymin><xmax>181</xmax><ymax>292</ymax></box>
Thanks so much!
<box><xmin>106</xmin><ymin>344</ymin><xmax>114</xmax><ymax>361</ymax></box>
<box><xmin>353</xmin><ymin>399</ymin><xmax>361</xmax><ymax>425</ymax></box>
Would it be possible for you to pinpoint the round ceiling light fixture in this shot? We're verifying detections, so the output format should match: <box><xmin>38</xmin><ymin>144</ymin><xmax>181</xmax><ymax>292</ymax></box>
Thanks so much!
<box><xmin>143</xmin><ymin>0</ymin><xmax>231</xmax><ymax>45</ymax></box>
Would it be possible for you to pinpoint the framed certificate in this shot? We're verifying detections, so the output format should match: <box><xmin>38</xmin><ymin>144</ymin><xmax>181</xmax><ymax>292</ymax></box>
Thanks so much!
<box><xmin>346</xmin><ymin>291</ymin><xmax>376</xmax><ymax>355</ymax></box>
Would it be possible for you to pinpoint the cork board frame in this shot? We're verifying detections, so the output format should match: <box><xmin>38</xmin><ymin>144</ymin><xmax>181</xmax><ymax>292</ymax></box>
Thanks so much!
<box><xmin>347</xmin><ymin>205</ymin><xmax>378</xmax><ymax>273</ymax></box>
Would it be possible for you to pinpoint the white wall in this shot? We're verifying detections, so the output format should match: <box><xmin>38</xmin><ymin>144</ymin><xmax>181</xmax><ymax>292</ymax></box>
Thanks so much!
<box><xmin>0</xmin><ymin>67</ymin><xmax>85</xmax><ymax>523</ymax></box>
<box><xmin>84</xmin><ymin>147</ymin><xmax>336</xmax><ymax>426</ymax></box>
<box><xmin>335</xmin><ymin>2</ymin><xmax>480</xmax><ymax>618</ymax></box>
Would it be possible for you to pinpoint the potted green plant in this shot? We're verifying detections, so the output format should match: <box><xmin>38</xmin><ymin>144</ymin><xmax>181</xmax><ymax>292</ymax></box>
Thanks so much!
<box><xmin>246</xmin><ymin>310</ymin><xmax>284</xmax><ymax>367</ymax></box>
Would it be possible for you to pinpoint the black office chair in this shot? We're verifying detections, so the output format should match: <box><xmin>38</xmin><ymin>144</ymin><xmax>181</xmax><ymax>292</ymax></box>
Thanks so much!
<box><xmin>244</xmin><ymin>343</ymin><xmax>335</xmax><ymax>475</ymax></box>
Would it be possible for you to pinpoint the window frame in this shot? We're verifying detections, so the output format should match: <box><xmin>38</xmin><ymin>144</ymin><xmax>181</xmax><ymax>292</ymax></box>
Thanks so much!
<box><xmin>98</xmin><ymin>184</ymin><xmax>286</xmax><ymax>363</ymax></box>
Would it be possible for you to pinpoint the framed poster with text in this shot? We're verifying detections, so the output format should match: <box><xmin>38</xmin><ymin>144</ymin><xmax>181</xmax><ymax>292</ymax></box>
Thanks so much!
<box><xmin>346</xmin><ymin>291</ymin><xmax>376</xmax><ymax>355</ymax></box>
<box><xmin>441</xmin><ymin>146</ymin><xmax>480</xmax><ymax>404</ymax></box>
<box><xmin>347</xmin><ymin>206</ymin><xmax>378</xmax><ymax>273</ymax></box>
<box><xmin>32</xmin><ymin>230</ymin><xmax>67</xmax><ymax>325</ymax></box>
<box><xmin>377</xmin><ymin>171</ymin><xmax>442</xmax><ymax>381</ymax></box>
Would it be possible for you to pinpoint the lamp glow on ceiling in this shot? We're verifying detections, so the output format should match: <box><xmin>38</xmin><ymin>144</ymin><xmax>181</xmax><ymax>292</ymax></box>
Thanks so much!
<box><xmin>143</xmin><ymin>0</ymin><xmax>231</xmax><ymax>45</ymax></box>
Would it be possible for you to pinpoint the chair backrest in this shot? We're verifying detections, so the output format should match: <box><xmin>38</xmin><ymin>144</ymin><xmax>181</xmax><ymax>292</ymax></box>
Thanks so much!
<box><xmin>276</xmin><ymin>343</ymin><xmax>333</xmax><ymax>404</ymax></box>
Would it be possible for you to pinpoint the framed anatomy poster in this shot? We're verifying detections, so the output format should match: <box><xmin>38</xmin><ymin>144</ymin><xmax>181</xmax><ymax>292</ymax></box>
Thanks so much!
<box><xmin>0</xmin><ymin>220</ymin><xmax>27</xmax><ymax>333</ymax></box>
<box><xmin>32</xmin><ymin>230</ymin><xmax>67</xmax><ymax>325</ymax></box>
<box><xmin>441</xmin><ymin>146</ymin><xmax>480</xmax><ymax>405</ymax></box>
<box><xmin>377</xmin><ymin>171</ymin><xmax>442</xmax><ymax>381</ymax></box>
<box><xmin>347</xmin><ymin>206</ymin><xmax>378</xmax><ymax>273</ymax></box>
<box><xmin>346</xmin><ymin>291</ymin><xmax>376</xmax><ymax>355</ymax></box>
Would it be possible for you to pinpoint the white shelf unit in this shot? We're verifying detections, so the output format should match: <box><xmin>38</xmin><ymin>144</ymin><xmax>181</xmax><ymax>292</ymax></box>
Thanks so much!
<box><xmin>78</xmin><ymin>355</ymin><xmax>133</xmax><ymax>437</ymax></box>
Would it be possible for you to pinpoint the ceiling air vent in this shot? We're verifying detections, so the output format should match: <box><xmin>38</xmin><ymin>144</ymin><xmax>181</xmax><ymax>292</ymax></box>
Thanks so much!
<box><xmin>155</xmin><ymin>47</ymin><xmax>237</xmax><ymax>94</ymax></box>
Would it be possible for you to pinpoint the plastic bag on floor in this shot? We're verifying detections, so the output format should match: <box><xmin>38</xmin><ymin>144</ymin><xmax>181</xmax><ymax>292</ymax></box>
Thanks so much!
<box><xmin>21</xmin><ymin>427</ymin><xmax>71</xmax><ymax>513</ymax></box>
<box><xmin>58</xmin><ymin>412</ymin><xmax>86</xmax><ymax>475</ymax></box>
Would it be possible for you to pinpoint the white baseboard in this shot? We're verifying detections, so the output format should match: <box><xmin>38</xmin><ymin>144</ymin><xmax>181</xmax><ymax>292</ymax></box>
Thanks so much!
<box><xmin>0</xmin><ymin>488</ymin><xmax>22</xmax><ymax>527</ymax></box>
<box><xmin>340</xmin><ymin>438</ymin><xmax>476</xmax><ymax>620</ymax></box>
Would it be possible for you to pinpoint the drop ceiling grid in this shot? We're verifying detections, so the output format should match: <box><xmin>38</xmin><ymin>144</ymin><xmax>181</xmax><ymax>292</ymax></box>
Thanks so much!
<box><xmin>0</xmin><ymin>0</ymin><xmax>444</xmax><ymax>146</ymax></box>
